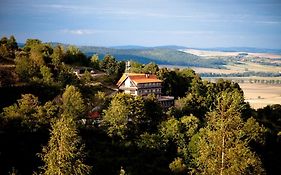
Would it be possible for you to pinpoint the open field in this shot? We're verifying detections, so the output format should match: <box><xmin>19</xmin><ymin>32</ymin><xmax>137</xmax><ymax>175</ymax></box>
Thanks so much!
<box><xmin>191</xmin><ymin>67</ymin><xmax>240</xmax><ymax>74</ymax></box>
<box><xmin>159</xmin><ymin>64</ymin><xmax>281</xmax><ymax>74</ymax></box>
<box><xmin>225</xmin><ymin>62</ymin><xmax>281</xmax><ymax>73</ymax></box>
<box><xmin>182</xmin><ymin>49</ymin><xmax>240</xmax><ymax>57</ymax></box>
<box><xmin>183</xmin><ymin>49</ymin><xmax>281</xmax><ymax>59</ymax></box>
<box><xmin>239</xmin><ymin>83</ymin><xmax>281</xmax><ymax>109</ymax></box>
<box><xmin>248</xmin><ymin>53</ymin><xmax>281</xmax><ymax>59</ymax></box>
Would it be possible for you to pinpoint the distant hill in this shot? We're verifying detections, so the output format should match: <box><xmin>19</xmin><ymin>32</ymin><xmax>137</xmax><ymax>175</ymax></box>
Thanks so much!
<box><xmin>109</xmin><ymin>45</ymin><xmax>148</xmax><ymax>50</ymax></box>
<box><xmin>110</xmin><ymin>45</ymin><xmax>187</xmax><ymax>50</ymax></box>
<box><xmin>79</xmin><ymin>46</ymin><xmax>225</xmax><ymax>68</ymax></box>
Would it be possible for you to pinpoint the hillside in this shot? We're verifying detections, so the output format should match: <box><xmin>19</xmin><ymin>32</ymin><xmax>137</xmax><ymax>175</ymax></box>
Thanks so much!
<box><xmin>79</xmin><ymin>46</ymin><xmax>225</xmax><ymax>68</ymax></box>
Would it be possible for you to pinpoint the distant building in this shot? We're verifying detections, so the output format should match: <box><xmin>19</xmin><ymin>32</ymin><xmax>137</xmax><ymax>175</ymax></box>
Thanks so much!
<box><xmin>117</xmin><ymin>73</ymin><xmax>174</xmax><ymax>108</ymax></box>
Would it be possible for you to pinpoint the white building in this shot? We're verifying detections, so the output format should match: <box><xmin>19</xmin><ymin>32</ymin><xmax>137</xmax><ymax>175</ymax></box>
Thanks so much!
<box><xmin>117</xmin><ymin>73</ymin><xmax>174</xmax><ymax>108</ymax></box>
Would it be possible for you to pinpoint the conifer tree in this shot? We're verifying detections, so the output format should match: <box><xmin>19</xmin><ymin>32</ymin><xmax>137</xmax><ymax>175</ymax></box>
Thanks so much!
<box><xmin>62</xmin><ymin>85</ymin><xmax>85</xmax><ymax>119</ymax></box>
<box><xmin>39</xmin><ymin>115</ymin><xmax>91</xmax><ymax>175</ymax></box>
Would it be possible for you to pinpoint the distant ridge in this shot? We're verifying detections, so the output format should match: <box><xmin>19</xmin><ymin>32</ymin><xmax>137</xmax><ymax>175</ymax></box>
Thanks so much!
<box><xmin>110</xmin><ymin>45</ymin><xmax>148</xmax><ymax>50</ymax></box>
<box><xmin>110</xmin><ymin>45</ymin><xmax>187</xmax><ymax>50</ymax></box>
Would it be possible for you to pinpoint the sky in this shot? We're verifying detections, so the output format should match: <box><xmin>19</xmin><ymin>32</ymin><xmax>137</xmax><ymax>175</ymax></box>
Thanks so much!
<box><xmin>0</xmin><ymin>0</ymin><xmax>281</xmax><ymax>48</ymax></box>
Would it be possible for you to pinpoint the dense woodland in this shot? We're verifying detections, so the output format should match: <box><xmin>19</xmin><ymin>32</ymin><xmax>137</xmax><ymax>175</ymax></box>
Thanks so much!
<box><xmin>0</xmin><ymin>36</ymin><xmax>281</xmax><ymax>175</ymax></box>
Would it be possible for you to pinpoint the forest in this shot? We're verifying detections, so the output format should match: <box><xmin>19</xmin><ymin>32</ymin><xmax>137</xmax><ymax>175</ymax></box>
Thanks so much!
<box><xmin>0</xmin><ymin>36</ymin><xmax>281</xmax><ymax>175</ymax></box>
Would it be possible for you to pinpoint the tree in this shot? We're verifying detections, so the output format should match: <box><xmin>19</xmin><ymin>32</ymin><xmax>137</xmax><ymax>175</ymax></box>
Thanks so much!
<box><xmin>2</xmin><ymin>94</ymin><xmax>39</xmax><ymax>121</ymax></box>
<box><xmin>40</xmin><ymin>65</ymin><xmax>54</xmax><ymax>85</ymax></box>
<box><xmin>159</xmin><ymin>68</ymin><xmax>196</xmax><ymax>98</ymax></box>
<box><xmin>128</xmin><ymin>61</ymin><xmax>143</xmax><ymax>73</ymax></box>
<box><xmin>24</xmin><ymin>42</ymin><xmax>53</xmax><ymax>73</ymax></box>
<box><xmin>0</xmin><ymin>43</ymin><xmax>9</xmax><ymax>60</ymax></box>
<box><xmin>159</xmin><ymin>115</ymin><xmax>200</xmax><ymax>174</ymax></box>
<box><xmin>23</xmin><ymin>39</ymin><xmax>42</xmax><ymax>52</ymax></box>
<box><xmin>7</xmin><ymin>35</ymin><xmax>18</xmax><ymax>51</ymax></box>
<box><xmin>143</xmin><ymin>94</ymin><xmax>164</xmax><ymax>132</ymax></box>
<box><xmin>81</xmin><ymin>70</ymin><xmax>93</xmax><ymax>84</ymax></box>
<box><xmin>51</xmin><ymin>45</ymin><xmax>65</xmax><ymax>67</ymax></box>
<box><xmin>192</xmin><ymin>91</ymin><xmax>265</xmax><ymax>175</ymax></box>
<box><xmin>38</xmin><ymin>115</ymin><xmax>91</xmax><ymax>175</ymax></box>
<box><xmin>57</xmin><ymin>64</ymin><xmax>79</xmax><ymax>86</ymax></box>
<box><xmin>0</xmin><ymin>35</ymin><xmax>18</xmax><ymax>60</ymax></box>
<box><xmin>2</xmin><ymin>94</ymin><xmax>57</xmax><ymax>130</ymax></box>
<box><xmin>15</xmin><ymin>51</ymin><xmax>38</xmax><ymax>81</ymax></box>
<box><xmin>65</xmin><ymin>46</ymin><xmax>87</xmax><ymax>65</ymax></box>
<box><xmin>62</xmin><ymin>85</ymin><xmax>86</xmax><ymax>119</ymax></box>
<box><xmin>143</xmin><ymin>62</ymin><xmax>159</xmax><ymax>74</ymax></box>
<box><xmin>101</xmin><ymin>93</ymin><xmax>147</xmax><ymax>139</ymax></box>
<box><xmin>90</xmin><ymin>54</ymin><xmax>100</xmax><ymax>69</ymax></box>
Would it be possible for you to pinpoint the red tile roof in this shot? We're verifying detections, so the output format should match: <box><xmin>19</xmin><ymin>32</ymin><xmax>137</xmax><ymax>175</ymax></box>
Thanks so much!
<box><xmin>117</xmin><ymin>73</ymin><xmax>162</xmax><ymax>86</ymax></box>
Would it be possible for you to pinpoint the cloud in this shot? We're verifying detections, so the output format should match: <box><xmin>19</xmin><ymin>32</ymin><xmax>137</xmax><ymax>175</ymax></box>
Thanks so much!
<box><xmin>61</xmin><ymin>29</ymin><xmax>215</xmax><ymax>35</ymax></box>
<box><xmin>62</xmin><ymin>29</ymin><xmax>97</xmax><ymax>35</ymax></box>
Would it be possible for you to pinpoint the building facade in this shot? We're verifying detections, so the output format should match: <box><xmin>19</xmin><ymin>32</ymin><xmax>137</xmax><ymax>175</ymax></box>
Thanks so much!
<box><xmin>117</xmin><ymin>73</ymin><xmax>174</xmax><ymax>108</ymax></box>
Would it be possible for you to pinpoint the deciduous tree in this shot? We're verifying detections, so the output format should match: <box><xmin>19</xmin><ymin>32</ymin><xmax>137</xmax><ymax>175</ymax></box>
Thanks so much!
<box><xmin>193</xmin><ymin>91</ymin><xmax>265</xmax><ymax>175</ymax></box>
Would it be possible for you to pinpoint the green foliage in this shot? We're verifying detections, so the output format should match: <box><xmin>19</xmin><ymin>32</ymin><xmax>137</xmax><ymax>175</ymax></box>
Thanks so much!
<box><xmin>143</xmin><ymin>94</ymin><xmax>164</xmax><ymax>132</ymax></box>
<box><xmin>2</xmin><ymin>94</ymin><xmax>57</xmax><ymax>130</ymax></box>
<box><xmin>169</xmin><ymin>157</ymin><xmax>187</xmax><ymax>174</ymax></box>
<box><xmin>136</xmin><ymin>132</ymin><xmax>165</xmax><ymax>149</ymax></box>
<box><xmin>57</xmin><ymin>64</ymin><xmax>80</xmax><ymax>86</ymax></box>
<box><xmin>159</xmin><ymin>115</ymin><xmax>200</xmax><ymax>174</ymax></box>
<box><xmin>253</xmin><ymin>104</ymin><xmax>281</xmax><ymax>174</ymax></box>
<box><xmin>15</xmin><ymin>52</ymin><xmax>38</xmax><ymax>81</ymax></box>
<box><xmin>100</xmin><ymin>55</ymin><xmax>125</xmax><ymax>82</ymax></box>
<box><xmin>90</xmin><ymin>54</ymin><xmax>100</xmax><ymax>69</ymax></box>
<box><xmin>0</xmin><ymin>35</ymin><xmax>18</xmax><ymax>60</ymax></box>
<box><xmin>128</xmin><ymin>61</ymin><xmax>143</xmax><ymax>73</ymax></box>
<box><xmin>65</xmin><ymin>46</ymin><xmax>88</xmax><ymax>66</ymax></box>
<box><xmin>51</xmin><ymin>45</ymin><xmax>65</xmax><ymax>67</ymax></box>
<box><xmin>7</xmin><ymin>35</ymin><xmax>18</xmax><ymax>51</ymax></box>
<box><xmin>0</xmin><ymin>43</ymin><xmax>10</xmax><ymax>60</ymax></box>
<box><xmin>172</xmin><ymin>78</ymin><xmax>244</xmax><ymax>119</ymax></box>
<box><xmin>101</xmin><ymin>93</ymin><xmax>149</xmax><ymax>139</ymax></box>
<box><xmin>24</xmin><ymin>39</ymin><xmax>42</xmax><ymax>52</ymax></box>
<box><xmin>81</xmin><ymin>70</ymin><xmax>93</xmax><ymax>84</ymax></box>
<box><xmin>193</xmin><ymin>91</ymin><xmax>265</xmax><ymax>175</ymax></box>
<box><xmin>160</xmin><ymin>115</ymin><xmax>200</xmax><ymax>148</ymax></box>
<box><xmin>40</xmin><ymin>65</ymin><xmax>54</xmax><ymax>85</ymax></box>
<box><xmin>143</xmin><ymin>62</ymin><xmax>159</xmax><ymax>74</ymax></box>
<box><xmin>128</xmin><ymin>61</ymin><xmax>159</xmax><ymax>74</ymax></box>
<box><xmin>62</xmin><ymin>85</ymin><xmax>86</xmax><ymax>119</ymax></box>
<box><xmin>158</xmin><ymin>68</ymin><xmax>196</xmax><ymax>97</ymax></box>
<box><xmin>39</xmin><ymin>115</ymin><xmax>91</xmax><ymax>175</ymax></box>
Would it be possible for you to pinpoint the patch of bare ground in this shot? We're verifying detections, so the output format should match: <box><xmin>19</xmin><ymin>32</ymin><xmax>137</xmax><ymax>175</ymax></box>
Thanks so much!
<box><xmin>247</xmin><ymin>53</ymin><xmax>281</xmax><ymax>59</ymax></box>
<box><xmin>182</xmin><ymin>49</ymin><xmax>240</xmax><ymax>57</ymax></box>
<box><xmin>239</xmin><ymin>83</ymin><xmax>281</xmax><ymax>109</ymax></box>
